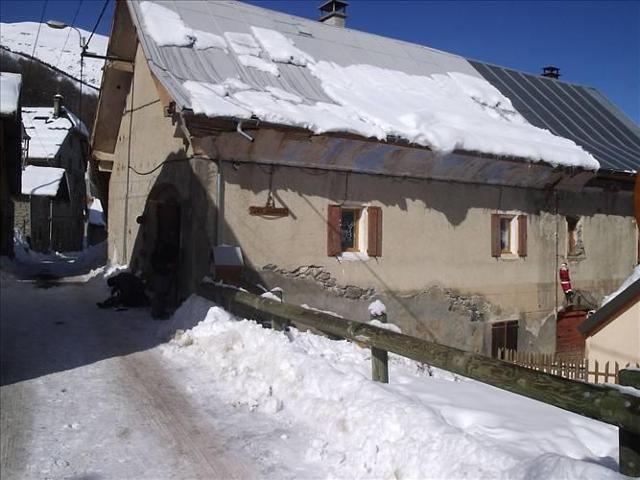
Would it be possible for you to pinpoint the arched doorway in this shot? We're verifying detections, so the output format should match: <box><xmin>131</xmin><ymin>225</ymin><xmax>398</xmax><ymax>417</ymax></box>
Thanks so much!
<box><xmin>143</xmin><ymin>183</ymin><xmax>182</xmax><ymax>317</ymax></box>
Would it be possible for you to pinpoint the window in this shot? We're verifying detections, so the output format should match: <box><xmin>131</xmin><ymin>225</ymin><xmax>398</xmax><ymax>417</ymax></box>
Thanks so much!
<box><xmin>499</xmin><ymin>216</ymin><xmax>513</xmax><ymax>253</ymax></box>
<box><xmin>491</xmin><ymin>320</ymin><xmax>518</xmax><ymax>358</ymax></box>
<box><xmin>340</xmin><ymin>208</ymin><xmax>360</xmax><ymax>252</ymax></box>
<box><xmin>327</xmin><ymin>205</ymin><xmax>382</xmax><ymax>257</ymax></box>
<box><xmin>491</xmin><ymin>213</ymin><xmax>527</xmax><ymax>258</ymax></box>
<box><xmin>566</xmin><ymin>216</ymin><xmax>584</xmax><ymax>257</ymax></box>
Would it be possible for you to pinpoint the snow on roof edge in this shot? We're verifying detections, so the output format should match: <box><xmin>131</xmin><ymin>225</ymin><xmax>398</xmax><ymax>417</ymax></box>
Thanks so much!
<box><xmin>129</xmin><ymin>1</ymin><xmax>600</xmax><ymax>172</ymax></box>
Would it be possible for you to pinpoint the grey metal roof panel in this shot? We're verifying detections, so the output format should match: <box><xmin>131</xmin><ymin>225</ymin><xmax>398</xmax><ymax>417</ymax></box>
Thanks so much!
<box><xmin>469</xmin><ymin>60</ymin><xmax>640</xmax><ymax>173</ymax></box>
<box><xmin>127</xmin><ymin>0</ymin><xmax>481</xmax><ymax>113</ymax></box>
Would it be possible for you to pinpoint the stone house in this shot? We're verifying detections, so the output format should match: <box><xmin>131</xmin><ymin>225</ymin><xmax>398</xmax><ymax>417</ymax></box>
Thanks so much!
<box><xmin>15</xmin><ymin>96</ymin><xmax>88</xmax><ymax>252</ymax></box>
<box><xmin>91</xmin><ymin>0</ymin><xmax>639</xmax><ymax>356</ymax></box>
<box><xmin>0</xmin><ymin>72</ymin><xmax>23</xmax><ymax>257</ymax></box>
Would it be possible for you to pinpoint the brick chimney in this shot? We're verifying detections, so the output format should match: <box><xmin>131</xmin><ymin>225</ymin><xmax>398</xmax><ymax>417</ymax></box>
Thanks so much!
<box><xmin>319</xmin><ymin>0</ymin><xmax>348</xmax><ymax>28</ymax></box>
<box><xmin>53</xmin><ymin>94</ymin><xmax>63</xmax><ymax>118</ymax></box>
<box><xmin>541</xmin><ymin>66</ymin><xmax>561</xmax><ymax>79</ymax></box>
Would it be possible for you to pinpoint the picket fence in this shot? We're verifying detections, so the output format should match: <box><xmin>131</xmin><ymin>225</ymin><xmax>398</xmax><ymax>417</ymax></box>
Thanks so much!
<box><xmin>498</xmin><ymin>348</ymin><xmax>640</xmax><ymax>384</ymax></box>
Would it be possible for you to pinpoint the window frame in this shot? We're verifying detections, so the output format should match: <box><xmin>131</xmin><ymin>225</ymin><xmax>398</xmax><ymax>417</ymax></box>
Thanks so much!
<box><xmin>499</xmin><ymin>216</ymin><xmax>514</xmax><ymax>254</ymax></box>
<box><xmin>340</xmin><ymin>207</ymin><xmax>362</xmax><ymax>253</ymax></box>
<box><xmin>492</xmin><ymin>212</ymin><xmax>527</xmax><ymax>258</ymax></box>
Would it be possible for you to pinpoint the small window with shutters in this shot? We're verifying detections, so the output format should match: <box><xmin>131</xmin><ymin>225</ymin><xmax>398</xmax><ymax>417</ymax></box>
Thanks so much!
<box><xmin>327</xmin><ymin>205</ymin><xmax>382</xmax><ymax>257</ymax></box>
<box><xmin>491</xmin><ymin>213</ymin><xmax>527</xmax><ymax>258</ymax></box>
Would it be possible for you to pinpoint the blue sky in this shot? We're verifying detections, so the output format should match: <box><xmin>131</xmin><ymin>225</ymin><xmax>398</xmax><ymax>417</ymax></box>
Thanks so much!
<box><xmin>1</xmin><ymin>0</ymin><xmax>638</xmax><ymax>122</ymax></box>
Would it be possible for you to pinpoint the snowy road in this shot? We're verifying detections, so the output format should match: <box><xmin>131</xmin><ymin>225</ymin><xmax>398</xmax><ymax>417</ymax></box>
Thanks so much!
<box><xmin>0</xmin><ymin>278</ymin><xmax>255</xmax><ymax>479</ymax></box>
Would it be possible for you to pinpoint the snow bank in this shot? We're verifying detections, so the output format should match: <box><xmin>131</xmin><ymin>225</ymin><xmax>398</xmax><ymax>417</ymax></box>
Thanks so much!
<box><xmin>602</xmin><ymin>265</ymin><xmax>640</xmax><ymax>306</ymax></box>
<box><xmin>6</xmin><ymin>231</ymin><xmax>107</xmax><ymax>279</ymax></box>
<box><xmin>0</xmin><ymin>72</ymin><xmax>21</xmax><ymax>116</ymax></box>
<box><xmin>163</xmin><ymin>296</ymin><xmax>620</xmax><ymax>479</ymax></box>
<box><xmin>21</xmin><ymin>165</ymin><xmax>65</xmax><ymax>197</ymax></box>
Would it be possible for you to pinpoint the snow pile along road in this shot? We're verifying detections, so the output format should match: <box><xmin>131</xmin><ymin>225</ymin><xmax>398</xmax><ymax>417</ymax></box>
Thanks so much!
<box><xmin>163</xmin><ymin>295</ymin><xmax>621</xmax><ymax>479</ymax></box>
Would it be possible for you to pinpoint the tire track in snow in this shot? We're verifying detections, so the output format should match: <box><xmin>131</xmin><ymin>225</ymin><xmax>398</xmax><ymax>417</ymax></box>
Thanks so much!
<box><xmin>115</xmin><ymin>349</ymin><xmax>253</xmax><ymax>479</ymax></box>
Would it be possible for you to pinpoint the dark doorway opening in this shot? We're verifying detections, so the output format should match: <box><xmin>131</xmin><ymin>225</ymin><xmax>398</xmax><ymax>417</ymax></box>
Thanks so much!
<box><xmin>491</xmin><ymin>320</ymin><xmax>518</xmax><ymax>358</ymax></box>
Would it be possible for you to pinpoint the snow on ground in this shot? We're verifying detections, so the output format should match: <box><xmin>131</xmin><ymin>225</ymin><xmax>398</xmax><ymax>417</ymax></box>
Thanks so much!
<box><xmin>161</xmin><ymin>295</ymin><xmax>623</xmax><ymax>479</ymax></box>
<box><xmin>1</xmin><ymin>231</ymin><xmax>107</xmax><ymax>280</ymax></box>
<box><xmin>0</xmin><ymin>22</ymin><xmax>107</xmax><ymax>88</ymax></box>
<box><xmin>601</xmin><ymin>264</ymin><xmax>640</xmax><ymax>306</ymax></box>
<box><xmin>0</xmin><ymin>250</ymin><xmax>625</xmax><ymax>479</ymax></box>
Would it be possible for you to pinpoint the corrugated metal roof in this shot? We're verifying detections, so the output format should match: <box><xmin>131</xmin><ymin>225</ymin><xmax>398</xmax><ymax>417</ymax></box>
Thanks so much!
<box><xmin>127</xmin><ymin>0</ymin><xmax>480</xmax><ymax>110</ymax></box>
<box><xmin>127</xmin><ymin>0</ymin><xmax>638</xmax><ymax>173</ymax></box>
<box><xmin>469</xmin><ymin>61</ymin><xmax>640</xmax><ymax>173</ymax></box>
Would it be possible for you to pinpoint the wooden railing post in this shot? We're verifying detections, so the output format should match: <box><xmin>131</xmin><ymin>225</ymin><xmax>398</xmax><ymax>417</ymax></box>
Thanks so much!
<box><xmin>619</xmin><ymin>369</ymin><xmax>640</xmax><ymax>477</ymax></box>
<box><xmin>370</xmin><ymin>309</ymin><xmax>389</xmax><ymax>384</ymax></box>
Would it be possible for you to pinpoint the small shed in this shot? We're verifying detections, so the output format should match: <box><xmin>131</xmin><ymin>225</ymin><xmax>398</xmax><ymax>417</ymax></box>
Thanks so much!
<box><xmin>579</xmin><ymin>267</ymin><xmax>640</xmax><ymax>368</ymax></box>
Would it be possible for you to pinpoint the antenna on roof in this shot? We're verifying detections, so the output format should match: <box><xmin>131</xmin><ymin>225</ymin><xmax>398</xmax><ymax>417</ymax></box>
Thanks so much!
<box><xmin>541</xmin><ymin>66</ymin><xmax>561</xmax><ymax>79</ymax></box>
<box><xmin>319</xmin><ymin>0</ymin><xmax>348</xmax><ymax>28</ymax></box>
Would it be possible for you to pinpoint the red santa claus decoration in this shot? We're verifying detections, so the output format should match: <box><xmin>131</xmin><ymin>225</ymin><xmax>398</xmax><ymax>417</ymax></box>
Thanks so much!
<box><xmin>559</xmin><ymin>263</ymin><xmax>574</xmax><ymax>301</ymax></box>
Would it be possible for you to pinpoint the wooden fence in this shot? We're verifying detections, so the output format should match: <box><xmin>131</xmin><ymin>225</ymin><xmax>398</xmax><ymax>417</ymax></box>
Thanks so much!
<box><xmin>197</xmin><ymin>283</ymin><xmax>640</xmax><ymax>477</ymax></box>
<box><xmin>498</xmin><ymin>349</ymin><xmax>640</xmax><ymax>384</ymax></box>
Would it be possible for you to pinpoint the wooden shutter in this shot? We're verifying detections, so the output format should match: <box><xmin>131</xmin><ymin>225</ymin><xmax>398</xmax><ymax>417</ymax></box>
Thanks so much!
<box><xmin>327</xmin><ymin>205</ymin><xmax>341</xmax><ymax>256</ymax></box>
<box><xmin>367</xmin><ymin>206</ymin><xmax>382</xmax><ymax>257</ymax></box>
<box><xmin>490</xmin><ymin>214</ymin><xmax>500</xmax><ymax>257</ymax></box>
<box><xmin>517</xmin><ymin>214</ymin><xmax>527</xmax><ymax>257</ymax></box>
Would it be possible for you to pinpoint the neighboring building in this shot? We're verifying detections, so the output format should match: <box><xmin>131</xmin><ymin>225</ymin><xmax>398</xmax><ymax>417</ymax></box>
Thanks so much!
<box><xmin>91</xmin><ymin>0</ymin><xmax>639</xmax><ymax>356</ymax></box>
<box><xmin>87</xmin><ymin>197</ymin><xmax>107</xmax><ymax>246</ymax></box>
<box><xmin>579</xmin><ymin>267</ymin><xmax>640</xmax><ymax>369</ymax></box>
<box><xmin>15</xmin><ymin>96</ymin><xmax>88</xmax><ymax>252</ymax></box>
<box><xmin>0</xmin><ymin>72</ymin><xmax>23</xmax><ymax>257</ymax></box>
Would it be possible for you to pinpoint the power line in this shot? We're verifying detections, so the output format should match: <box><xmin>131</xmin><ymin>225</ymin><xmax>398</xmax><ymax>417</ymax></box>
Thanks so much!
<box><xmin>86</xmin><ymin>0</ymin><xmax>110</xmax><ymax>48</ymax></box>
<box><xmin>55</xmin><ymin>0</ymin><xmax>83</xmax><ymax>70</ymax></box>
<box><xmin>26</xmin><ymin>0</ymin><xmax>48</xmax><ymax>80</ymax></box>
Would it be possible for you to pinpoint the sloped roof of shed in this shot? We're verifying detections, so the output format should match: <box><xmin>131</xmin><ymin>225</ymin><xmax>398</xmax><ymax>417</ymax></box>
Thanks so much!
<box><xmin>470</xmin><ymin>61</ymin><xmax>640</xmax><ymax>173</ymax></box>
<box><xmin>126</xmin><ymin>0</ymin><xmax>614</xmax><ymax>171</ymax></box>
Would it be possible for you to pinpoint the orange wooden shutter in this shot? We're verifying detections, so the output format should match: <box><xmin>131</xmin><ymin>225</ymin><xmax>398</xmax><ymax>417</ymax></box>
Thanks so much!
<box><xmin>517</xmin><ymin>214</ymin><xmax>527</xmax><ymax>257</ymax></box>
<box><xmin>491</xmin><ymin>214</ymin><xmax>500</xmax><ymax>257</ymax></box>
<box><xmin>367</xmin><ymin>207</ymin><xmax>382</xmax><ymax>257</ymax></box>
<box><xmin>327</xmin><ymin>205</ymin><xmax>341</xmax><ymax>256</ymax></box>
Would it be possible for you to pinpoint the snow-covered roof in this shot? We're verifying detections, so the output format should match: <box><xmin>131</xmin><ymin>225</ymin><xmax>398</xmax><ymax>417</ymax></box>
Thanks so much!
<box><xmin>0</xmin><ymin>22</ymin><xmax>108</xmax><ymax>88</ymax></box>
<box><xmin>128</xmin><ymin>0</ymin><xmax>599</xmax><ymax>170</ymax></box>
<box><xmin>88</xmin><ymin>198</ymin><xmax>106</xmax><ymax>226</ymax></box>
<box><xmin>22</xmin><ymin>106</ymin><xmax>88</xmax><ymax>160</ymax></box>
<box><xmin>21</xmin><ymin>165</ymin><xmax>66</xmax><ymax>197</ymax></box>
<box><xmin>471</xmin><ymin>61</ymin><xmax>640</xmax><ymax>173</ymax></box>
<box><xmin>0</xmin><ymin>72</ymin><xmax>22</xmax><ymax>117</ymax></box>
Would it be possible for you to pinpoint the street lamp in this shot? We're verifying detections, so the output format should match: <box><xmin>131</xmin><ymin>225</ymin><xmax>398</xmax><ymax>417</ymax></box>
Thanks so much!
<box><xmin>46</xmin><ymin>20</ymin><xmax>87</xmax><ymax>123</ymax></box>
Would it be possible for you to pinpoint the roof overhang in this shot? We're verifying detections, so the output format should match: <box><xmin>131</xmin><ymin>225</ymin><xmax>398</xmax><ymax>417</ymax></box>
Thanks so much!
<box><xmin>579</xmin><ymin>280</ymin><xmax>640</xmax><ymax>337</ymax></box>
<box><xmin>185</xmin><ymin>113</ymin><xmax>596</xmax><ymax>191</ymax></box>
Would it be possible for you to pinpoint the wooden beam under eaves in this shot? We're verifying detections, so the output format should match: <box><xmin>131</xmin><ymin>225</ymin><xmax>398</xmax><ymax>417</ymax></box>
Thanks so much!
<box><xmin>106</xmin><ymin>59</ymin><xmax>134</xmax><ymax>73</ymax></box>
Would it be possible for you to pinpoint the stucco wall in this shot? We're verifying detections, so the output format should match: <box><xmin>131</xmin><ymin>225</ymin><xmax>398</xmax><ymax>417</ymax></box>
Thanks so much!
<box><xmin>107</xmin><ymin>44</ymin><xmax>218</xmax><ymax>294</ymax></box>
<box><xmin>213</xmin><ymin>152</ymin><xmax>636</xmax><ymax>353</ymax></box>
<box><xmin>102</xmin><ymin>48</ymin><xmax>636</xmax><ymax>355</ymax></box>
<box><xmin>586</xmin><ymin>303</ymin><xmax>640</xmax><ymax>367</ymax></box>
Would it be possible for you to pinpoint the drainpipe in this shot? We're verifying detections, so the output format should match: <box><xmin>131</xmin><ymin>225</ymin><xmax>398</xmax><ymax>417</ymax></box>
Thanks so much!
<box><xmin>216</xmin><ymin>163</ymin><xmax>224</xmax><ymax>245</ymax></box>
